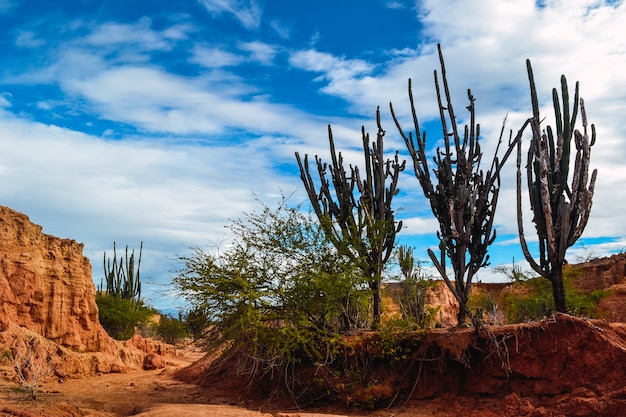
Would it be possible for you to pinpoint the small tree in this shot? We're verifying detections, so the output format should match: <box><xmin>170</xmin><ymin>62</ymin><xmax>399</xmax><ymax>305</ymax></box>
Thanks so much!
<box><xmin>390</xmin><ymin>45</ymin><xmax>529</xmax><ymax>328</ymax></box>
<box><xmin>173</xmin><ymin>195</ymin><xmax>367</xmax><ymax>347</ymax></box>
<box><xmin>96</xmin><ymin>295</ymin><xmax>155</xmax><ymax>340</ymax></box>
<box><xmin>492</xmin><ymin>258</ymin><xmax>533</xmax><ymax>283</ymax></box>
<box><xmin>295</xmin><ymin>108</ymin><xmax>406</xmax><ymax>327</ymax></box>
<box><xmin>516</xmin><ymin>60</ymin><xmax>597</xmax><ymax>313</ymax></box>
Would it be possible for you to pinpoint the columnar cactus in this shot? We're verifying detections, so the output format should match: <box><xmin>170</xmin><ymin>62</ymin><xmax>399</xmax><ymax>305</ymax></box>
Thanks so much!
<box><xmin>102</xmin><ymin>241</ymin><xmax>143</xmax><ymax>302</ymax></box>
<box><xmin>516</xmin><ymin>60</ymin><xmax>597</xmax><ymax>313</ymax></box>
<box><xmin>390</xmin><ymin>45</ymin><xmax>528</xmax><ymax>327</ymax></box>
<box><xmin>295</xmin><ymin>107</ymin><xmax>405</xmax><ymax>328</ymax></box>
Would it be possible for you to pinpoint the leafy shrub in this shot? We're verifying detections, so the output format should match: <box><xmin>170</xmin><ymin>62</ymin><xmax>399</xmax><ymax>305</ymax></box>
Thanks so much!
<box><xmin>96</xmin><ymin>295</ymin><xmax>156</xmax><ymax>340</ymax></box>
<box><xmin>184</xmin><ymin>306</ymin><xmax>210</xmax><ymax>339</ymax></box>
<box><xmin>501</xmin><ymin>272</ymin><xmax>610</xmax><ymax>323</ymax></box>
<box><xmin>156</xmin><ymin>315</ymin><xmax>188</xmax><ymax>344</ymax></box>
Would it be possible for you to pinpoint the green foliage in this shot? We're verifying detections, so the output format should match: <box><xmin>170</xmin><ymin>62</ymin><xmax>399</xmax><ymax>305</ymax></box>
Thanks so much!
<box><xmin>501</xmin><ymin>275</ymin><xmax>609</xmax><ymax>323</ymax></box>
<box><xmin>96</xmin><ymin>294</ymin><xmax>155</xmax><ymax>340</ymax></box>
<box><xmin>391</xmin><ymin>246</ymin><xmax>437</xmax><ymax>329</ymax></box>
<box><xmin>172</xmin><ymin>194</ymin><xmax>368</xmax><ymax>386</ymax></box>
<box><xmin>184</xmin><ymin>306</ymin><xmax>210</xmax><ymax>339</ymax></box>
<box><xmin>101</xmin><ymin>242</ymin><xmax>143</xmax><ymax>303</ymax></box>
<box><xmin>156</xmin><ymin>315</ymin><xmax>188</xmax><ymax>344</ymax></box>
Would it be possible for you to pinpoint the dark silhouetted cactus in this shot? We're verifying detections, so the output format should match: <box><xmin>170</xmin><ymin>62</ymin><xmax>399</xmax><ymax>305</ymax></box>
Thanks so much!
<box><xmin>295</xmin><ymin>107</ymin><xmax>405</xmax><ymax>328</ymax></box>
<box><xmin>516</xmin><ymin>61</ymin><xmax>597</xmax><ymax>313</ymax></box>
<box><xmin>101</xmin><ymin>241</ymin><xmax>143</xmax><ymax>302</ymax></box>
<box><xmin>390</xmin><ymin>45</ymin><xmax>529</xmax><ymax>328</ymax></box>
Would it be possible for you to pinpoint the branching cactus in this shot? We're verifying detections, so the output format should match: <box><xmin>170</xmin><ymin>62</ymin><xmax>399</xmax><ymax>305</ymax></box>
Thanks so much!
<box><xmin>516</xmin><ymin>61</ymin><xmax>597</xmax><ymax>313</ymax></box>
<box><xmin>102</xmin><ymin>241</ymin><xmax>143</xmax><ymax>302</ymax></box>
<box><xmin>390</xmin><ymin>45</ymin><xmax>529</xmax><ymax>328</ymax></box>
<box><xmin>295</xmin><ymin>107</ymin><xmax>405</xmax><ymax>328</ymax></box>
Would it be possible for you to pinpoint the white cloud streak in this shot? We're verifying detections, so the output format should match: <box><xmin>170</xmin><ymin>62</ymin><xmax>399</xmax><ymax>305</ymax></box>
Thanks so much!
<box><xmin>197</xmin><ymin>0</ymin><xmax>262</xmax><ymax>30</ymax></box>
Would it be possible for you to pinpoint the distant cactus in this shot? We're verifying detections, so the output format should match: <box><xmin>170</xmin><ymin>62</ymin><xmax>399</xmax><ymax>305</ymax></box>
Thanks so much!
<box><xmin>395</xmin><ymin>245</ymin><xmax>428</xmax><ymax>327</ymax></box>
<box><xmin>516</xmin><ymin>61</ymin><xmax>597</xmax><ymax>313</ymax></box>
<box><xmin>101</xmin><ymin>241</ymin><xmax>143</xmax><ymax>302</ymax></box>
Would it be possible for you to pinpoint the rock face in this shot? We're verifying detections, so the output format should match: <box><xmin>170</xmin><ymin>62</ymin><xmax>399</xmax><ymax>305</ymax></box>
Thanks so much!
<box><xmin>383</xmin><ymin>281</ymin><xmax>510</xmax><ymax>327</ymax></box>
<box><xmin>0</xmin><ymin>205</ymin><xmax>114</xmax><ymax>353</ymax></box>
<box><xmin>567</xmin><ymin>252</ymin><xmax>626</xmax><ymax>292</ymax></box>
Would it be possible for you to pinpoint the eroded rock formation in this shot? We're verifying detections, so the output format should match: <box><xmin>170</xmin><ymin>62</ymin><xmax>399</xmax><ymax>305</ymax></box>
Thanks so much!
<box><xmin>0</xmin><ymin>205</ymin><xmax>113</xmax><ymax>353</ymax></box>
<box><xmin>0</xmin><ymin>205</ymin><xmax>170</xmax><ymax>379</ymax></box>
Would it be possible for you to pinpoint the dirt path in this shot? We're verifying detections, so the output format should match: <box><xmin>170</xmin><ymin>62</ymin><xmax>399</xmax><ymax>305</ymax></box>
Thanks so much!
<box><xmin>0</xmin><ymin>347</ymin><xmax>270</xmax><ymax>417</ymax></box>
<box><xmin>0</xmin><ymin>345</ymin><xmax>477</xmax><ymax>417</ymax></box>
<box><xmin>0</xmin><ymin>352</ymin><xmax>507</xmax><ymax>417</ymax></box>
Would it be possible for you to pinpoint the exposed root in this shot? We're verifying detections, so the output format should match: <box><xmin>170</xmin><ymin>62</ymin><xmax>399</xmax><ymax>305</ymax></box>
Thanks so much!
<box><xmin>483</xmin><ymin>330</ymin><xmax>512</xmax><ymax>376</ymax></box>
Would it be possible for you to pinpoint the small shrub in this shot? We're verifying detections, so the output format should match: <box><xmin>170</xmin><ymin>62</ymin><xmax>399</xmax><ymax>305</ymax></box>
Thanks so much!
<box><xmin>184</xmin><ymin>307</ymin><xmax>210</xmax><ymax>339</ymax></box>
<box><xmin>501</xmin><ymin>274</ymin><xmax>610</xmax><ymax>323</ymax></box>
<box><xmin>468</xmin><ymin>292</ymin><xmax>505</xmax><ymax>325</ymax></box>
<box><xmin>96</xmin><ymin>295</ymin><xmax>156</xmax><ymax>340</ymax></box>
<box><xmin>156</xmin><ymin>315</ymin><xmax>188</xmax><ymax>344</ymax></box>
<box><xmin>3</xmin><ymin>338</ymin><xmax>54</xmax><ymax>400</ymax></box>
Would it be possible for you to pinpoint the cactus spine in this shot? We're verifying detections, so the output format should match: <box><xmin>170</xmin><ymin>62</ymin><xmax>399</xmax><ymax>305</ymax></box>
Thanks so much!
<box><xmin>516</xmin><ymin>61</ymin><xmax>597</xmax><ymax>313</ymax></box>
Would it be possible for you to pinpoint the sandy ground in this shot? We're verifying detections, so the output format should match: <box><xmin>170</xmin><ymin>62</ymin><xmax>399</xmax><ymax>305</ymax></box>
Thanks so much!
<box><xmin>0</xmin><ymin>344</ymin><xmax>483</xmax><ymax>417</ymax></box>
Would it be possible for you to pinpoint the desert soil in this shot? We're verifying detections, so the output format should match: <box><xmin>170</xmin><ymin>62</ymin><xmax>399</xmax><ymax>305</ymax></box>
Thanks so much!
<box><xmin>1</xmin><ymin>344</ymin><xmax>475</xmax><ymax>417</ymax></box>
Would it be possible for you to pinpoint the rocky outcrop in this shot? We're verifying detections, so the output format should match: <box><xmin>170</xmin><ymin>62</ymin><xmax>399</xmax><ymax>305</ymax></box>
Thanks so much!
<box><xmin>566</xmin><ymin>253</ymin><xmax>626</xmax><ymax>292</ymax></box>
<box><xmin>0</xmin><ymin>205</ymin><xmax>173</xmax><ymax>380</ymax></box>
<box><xmin>0</xmin><ymin>205</ymin><xmax>114</xmax><ymax>353</ymax></box>
<box><xmin>383</xmin><ymin>281</ymin><xmax>510</xmax><ymax>327</ymax></box>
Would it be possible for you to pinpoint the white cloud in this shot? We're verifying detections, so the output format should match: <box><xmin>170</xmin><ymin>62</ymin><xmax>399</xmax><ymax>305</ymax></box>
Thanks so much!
<box><xmin>0</xmin><ymin>93</ymin><xmax>11</xmax><ymax>108</ymax></box>
<box><xmin>289</xmin><ymin>49</ymin><xmax>373</xmax><ymax>80</ymax></box>
<box><xmin>15</xmin><ymin>30</ymin><xmax>45</xmax><ymax>48</ymax></box>
<box><xmin>83</xmin><ymin>18</ymin><xmax>173</xmax><ymax>51</ymax></box>
<box><xmin>190</xmin><ymin>45</ymin><xmax>243</xmax><ymax>67</ymax></box>
<box><xmin>238</xmin><ymin>41</ymin><xmax>277</xmax><ymax>65</ymax></box>
<box><xmin>197</xmin><ymin>0</ymin><xmax>262</xmax><ymax>30</ymax></box>
<box><xmin>400</xmin><ymin>216</ymin><xmax>440</xmax><ymax>236</ymax></box>
<box><xmin>61</xmin><ymin>65</ymin><xmax>326</xmax><ymax>136</ymax></box>
<box><xmin>269</xmin><ymin>20</ymin><xmax>290</xmax><ymax>40</ymax></box>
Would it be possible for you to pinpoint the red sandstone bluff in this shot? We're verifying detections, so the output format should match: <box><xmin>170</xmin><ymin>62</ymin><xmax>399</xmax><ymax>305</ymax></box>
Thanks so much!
<box><xmin>0</xmin><ymin>205</ymin><xmax>160</xmax><ymax>376</ymax></box>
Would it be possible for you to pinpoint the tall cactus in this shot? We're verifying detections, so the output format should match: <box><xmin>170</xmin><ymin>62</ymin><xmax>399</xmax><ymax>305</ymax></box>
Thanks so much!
<box><xmin>516</xmin><ymin>61</ymin><xmax>597</xmax><ymax>313</ymax></box>
<box><xmin>102</xmin><ymin>241</ymin><xmax>143</xmax><ymax>302</ymax></box>
<box><xmin>295</xmin><ymin>107</ymin><xmax>405</xmax><ymax>328</ymax></box>
<box><xmin>390</xmin><ymin>45</ymin><xmax>529</xmax><ymax>327</ymax></box>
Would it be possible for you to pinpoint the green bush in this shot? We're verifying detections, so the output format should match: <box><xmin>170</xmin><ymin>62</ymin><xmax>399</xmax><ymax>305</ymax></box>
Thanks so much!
<box><xmin>184</xmin><ymin>306</ymin><xmax>210</xmax><ymax>339</ymax></box>
<box><xmin>96</xmin><ymin>295</ymin><xmax>155</xmax><ymax>340</ymax></box>
<box><xmin>501</xmin><ymin>273</ymin><xmax>610</xmax><ymax>323</ymax></box>
<box><xmin>156</xmin><ymin>315</ymin><xmax>188</xmax><ymax>344</ymax></box>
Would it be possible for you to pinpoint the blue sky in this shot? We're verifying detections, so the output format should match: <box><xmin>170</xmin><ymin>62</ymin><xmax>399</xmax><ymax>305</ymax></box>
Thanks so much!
<box><xmin>0</xmin><ymin>0</ymin><xmax>624</xmax><ymax>311</ymax></box>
